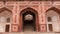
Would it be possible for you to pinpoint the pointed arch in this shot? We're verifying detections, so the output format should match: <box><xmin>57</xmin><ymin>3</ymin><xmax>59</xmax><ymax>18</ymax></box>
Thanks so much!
<box><xmin>46</xmin><ymin>7</ymin><xmax>60</xmax><ymax>15</ymax></box>
<box><xmin>46</xmin><ymin>7</ymin><xmax>60</xmax><ymax>22</ymax></box>
<box><xmin>46</xmin><ymin>7</ymin><xmax>60</xmax><ymax>32</ymax></box>
<box><xmin>20</xmin><ymin>7</ymin><xmax>38</xmax><ymax>15</ymax></box>
<box><xmin>0</xmin><ymin>7</ymin><xmax>12</xmax><ymax>13</ymax></box>
<box><xmin>0</xmin><ymin>7</ymin><xmax>13</xmax><ymax>32</ymax></box>
<box><xmin>19</xmin><ymin>7</ymin><xmax>39</xmax><ymax>32</ymax></box>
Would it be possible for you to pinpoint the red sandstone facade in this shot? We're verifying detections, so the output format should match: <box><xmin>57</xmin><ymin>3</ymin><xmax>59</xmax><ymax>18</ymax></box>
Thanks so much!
<box><xmin>0</xmin><ymin>1</ymin><xmax>60</xmax><ymax>32</ymax></box>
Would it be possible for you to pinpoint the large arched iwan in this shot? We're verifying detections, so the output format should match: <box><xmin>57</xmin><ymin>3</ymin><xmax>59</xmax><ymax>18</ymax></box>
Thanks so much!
<box><xmin>19</xmin><ymin>7</ymin><xmax>39</xmax><ymax>32</ymax></box>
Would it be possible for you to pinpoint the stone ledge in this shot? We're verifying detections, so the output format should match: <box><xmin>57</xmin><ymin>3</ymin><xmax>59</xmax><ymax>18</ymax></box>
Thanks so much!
<box><xmin>1</xmin><ymin>32</ymin><xmax>60</xmax><ymax>34</ymax></box>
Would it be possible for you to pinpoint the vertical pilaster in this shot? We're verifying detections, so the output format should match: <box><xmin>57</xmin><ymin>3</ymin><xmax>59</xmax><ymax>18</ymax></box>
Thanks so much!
<box><xmin>11</xmin><ymin>3</ymin><xmax>19</xmax><ymax>32</ymax></box>
<box><xmin>38</xmin><ymin>3</ymin><xmax>42</xmax><ymax>32</ymax></box>
<box><xmin>39</xmin><ymin>2</ymin><xmax>47</xmax><ymax>32</ymax></box>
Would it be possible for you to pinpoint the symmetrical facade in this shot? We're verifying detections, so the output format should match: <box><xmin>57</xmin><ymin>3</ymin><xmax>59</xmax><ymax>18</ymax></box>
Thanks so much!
<box><xmin>0</xmin><ymin>1</ymin><xmax>60</xmax><ymax>33</ymax></box>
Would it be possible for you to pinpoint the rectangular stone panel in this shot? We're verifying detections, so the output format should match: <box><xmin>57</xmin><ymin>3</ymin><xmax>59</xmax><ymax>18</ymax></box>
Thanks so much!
<box><xmin>40</xmin><ymin>24</ymin><xmax>47</xmax><ymax>32</ymax></box>
<box><xmin>11</xmin><ymin>24</ymin><xmax>19</xmax><ymax>32</ymax></box>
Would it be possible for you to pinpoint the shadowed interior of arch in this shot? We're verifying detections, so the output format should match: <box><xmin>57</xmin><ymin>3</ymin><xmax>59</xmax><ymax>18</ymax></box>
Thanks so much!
<box><xmin>22</xmin><ymin>11</ymin><xmax>36</xmax><ymax>32</ymax></box>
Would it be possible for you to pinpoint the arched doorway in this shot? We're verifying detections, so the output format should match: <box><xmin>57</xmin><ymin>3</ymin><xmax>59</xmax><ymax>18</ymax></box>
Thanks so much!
<box><xmin>19</xmin><ymin>8</ymin><xmax>39</xmax><ymax>32</ymax></box>
<box><xmin>46</xmin><ymin>7</ymin><xmax>60</xmax><ymax>32</ymax></box>
<box><xmin>23</xmin><ymin>11</ymin><xmax>36</xmax><ymax>31</ymax></box>
<box><xmin>0</xmin><ymin>7</ymin><xmax>12</xmax><ymax>32</ymax></box>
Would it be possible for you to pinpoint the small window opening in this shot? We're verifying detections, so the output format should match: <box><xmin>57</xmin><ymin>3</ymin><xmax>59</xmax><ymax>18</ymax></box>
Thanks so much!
<box><xmin>7</xmin><ymin>18</ymin><xmax>10</xmax><ymax>23</ymax></box>
<box><xmin>48</xmin><ymin>17</ymin><xmax>52</xmax><ymax>22</ymax></box>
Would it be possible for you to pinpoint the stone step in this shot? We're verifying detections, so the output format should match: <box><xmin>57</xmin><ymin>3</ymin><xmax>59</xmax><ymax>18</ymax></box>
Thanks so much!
<box><xmin>1</xmin><ymin>32</ymin><xmax>60</xmax><ymax>34</ymax></box>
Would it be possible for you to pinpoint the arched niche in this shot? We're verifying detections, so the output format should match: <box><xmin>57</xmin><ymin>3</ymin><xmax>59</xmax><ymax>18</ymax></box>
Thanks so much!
<box><xmin>46</xmin><ymin>7</ymin><xmax>60</xmax><ymax>32</ymax></box>
<box><xmin>0</xmin><ymin>7</ymin><xmax>12</xmax><ymax>32</ymax></box>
